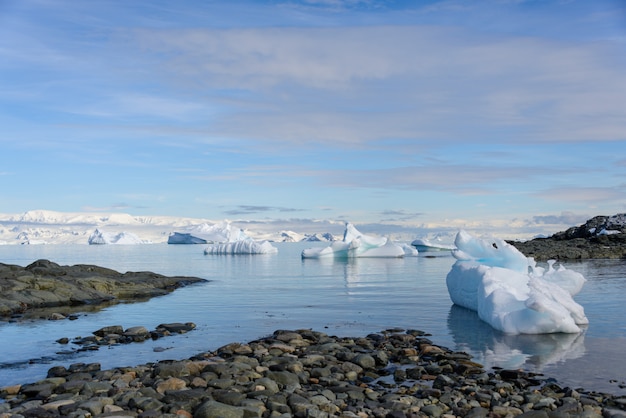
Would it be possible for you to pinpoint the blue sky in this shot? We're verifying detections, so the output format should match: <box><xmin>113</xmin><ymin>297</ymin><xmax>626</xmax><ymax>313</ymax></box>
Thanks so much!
<box><xmin>1</xmin><ymin>0</ymin><xmax>625</xmax><ymax>238</ymax></box>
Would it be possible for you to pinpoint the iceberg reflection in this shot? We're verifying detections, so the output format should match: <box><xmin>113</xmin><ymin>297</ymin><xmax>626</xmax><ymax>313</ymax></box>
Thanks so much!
<box><xmin>447</xmin><ymin>304</ymin><xmax>586</xmax><ymax>371</ymax></box>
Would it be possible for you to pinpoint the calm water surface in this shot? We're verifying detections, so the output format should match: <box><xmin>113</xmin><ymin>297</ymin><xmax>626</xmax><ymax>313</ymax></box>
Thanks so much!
<box><xmin>0</xmin><ymin>243</ymin><xmax>624</xmax><ymax>395</ymax></box>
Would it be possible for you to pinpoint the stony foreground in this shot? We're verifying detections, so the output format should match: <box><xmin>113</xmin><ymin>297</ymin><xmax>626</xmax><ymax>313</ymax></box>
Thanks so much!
<box><xmin>1</xmin><ymin>328</ymin><xmax>625</xmax><ymax>418</ymax></box>
<box><xmin>0</xmin><ymin>260</ymin><xmax>206</xmax><ymax>318</ymax></box>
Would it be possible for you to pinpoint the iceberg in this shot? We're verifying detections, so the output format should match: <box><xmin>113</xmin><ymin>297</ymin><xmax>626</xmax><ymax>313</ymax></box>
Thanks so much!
<box><xmin>195</xmin><ymin>221</ymin><xmax>279</xmax><ymax>254</ymax></box>
<box><xmin>88</xmin><ymin>228</ymin><xmax>150</xmax><ymax>245</ymax></box>
<box><xmin>446</xmin><ymin>230</ymin><xmax>588</xmax><ymax>334</ymax></box>
<box><xmin>203</xmin><ymin>239</ymin><xmax>278</xmax><ymax>255</ymax></box>
<box><xmin>411</xmin><ymin>238</ymin><xmax>455</xmax><ymax>253</ymax></box>
<box><xmin>167</xmin><ymin>232</ymin><xmax>209</xmax><ymax>245</ymax></box>
<box><xmin>168</xmin><ymin>221</ymin><xmax>248</xmax><ymax>244</ymax></box>
<box><xmin>302</xmin><ymin>223</ymin><xmax>418</xmax><ymax>258</ymax></box>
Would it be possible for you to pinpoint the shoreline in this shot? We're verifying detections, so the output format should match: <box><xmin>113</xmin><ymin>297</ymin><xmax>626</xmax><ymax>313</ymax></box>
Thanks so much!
<box><xmin>1</xmin><ymin>328</ymin><xmax>624</xmax><ymax>417</ymax></box>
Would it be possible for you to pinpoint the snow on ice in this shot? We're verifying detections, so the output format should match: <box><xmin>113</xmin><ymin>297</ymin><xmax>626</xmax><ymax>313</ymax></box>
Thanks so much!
<box><xmin>168</xmin><ymin>221</ymin><xmax>249</xmax><ymax>244</ymax></box>
<box><xmin>204</xmin><ymin>239</ymin><xmax>278</xmax><ymax>255</ymax></box>
<box><xmin>88</xmin><ymin>228</ymin><xmax>151</xmax><ymax>245</ymax></box>
<box><xmin>446</xmin><ymin>230</ymin><xmax>588</xmax><ymax>334</ymax></box>
<box><xmin>194</xmin><ymin>221</ymin><xmax>279</xmax><ymax>254</ymax></box>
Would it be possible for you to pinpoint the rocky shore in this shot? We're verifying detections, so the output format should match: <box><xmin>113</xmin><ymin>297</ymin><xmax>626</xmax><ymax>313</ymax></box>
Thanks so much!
<box><xmin>0</xmin><ymin>259</ymin><xmax>207</xmax><ymax>319</ymax></box>
<box><xmin>1</xmin><ymin>328</ymin><xmax>625</xmax><ymax>418</ymax></box>
<box><xmin>509</xmin><ymin>214</ymin><xmax>626</xmax><ymax>261</ymax></box>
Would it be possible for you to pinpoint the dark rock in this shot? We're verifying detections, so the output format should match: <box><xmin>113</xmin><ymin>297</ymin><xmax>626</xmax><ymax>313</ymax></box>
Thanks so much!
<box><xmin>0</xmin><ymin>260</ymin><xmax>207</xmax><ymax>317</ymax></box>
<box><xmin>194</xmin><ymin>400</ymin><xmax>245</xmax><ymax>418</ymax></box>
<box><xmin>156</xmin><ymin>322</ymin><xmax>196</xmax><ymax>334</ymax></box>
<box><xmin>0</xmin><ymin>328</ymin><xmax>621</xmax><ymax>418</ymax></box>
<box><xmin>509</xmin><ymin>214</ymin><xmax>626</xmax><ymax>260</ymax></box>
<box><xmin>93</xmin><ymin>325</ymin><xmax>124</xmax><ymax>337</ymax></box>
<box><xmin>21</xmin><ymin>406</ymin><xmax>59</xmax><ymax>418</ymax></box>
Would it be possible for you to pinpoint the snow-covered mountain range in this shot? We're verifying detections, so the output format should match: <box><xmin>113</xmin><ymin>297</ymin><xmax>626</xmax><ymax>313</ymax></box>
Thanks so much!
<box><xmin>0</xmin><ymin>210</ymin><xmax>337</xmax><ymax>245</ymax></box>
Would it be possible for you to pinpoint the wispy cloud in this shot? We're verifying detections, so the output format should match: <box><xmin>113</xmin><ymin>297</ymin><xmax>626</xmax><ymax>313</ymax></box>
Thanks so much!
<box><xmin>223</xmin><ymin>205</ymin><xmax>306</xmax><ymax>215</ymax></box>
<box><xmin>1</xmin><ymin>0</ymin><xmax>624</xmax><ymax>237</ymax></box>
<box><xmin>533</xmin><ymin>185</ymin><xmax>626</xmax><ymax>204</ymax></box>
<box><xmin>125</xmin><ymin>25</ymin><xmax>626</xmax><ymax>146</ymax></box>
<box><xmin>379</xmin><ymin>210</ymin><xmax>426</xmax><ymax>222</ymax></box>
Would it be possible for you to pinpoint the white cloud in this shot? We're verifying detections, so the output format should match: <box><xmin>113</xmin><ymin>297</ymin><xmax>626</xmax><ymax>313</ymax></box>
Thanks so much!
<box><xmin>1</xmin><ymin>1</ymin><xmax>625</xmax><ymax>235</ymax></box>
<box><xmin>122</xmin><ymin>25</ymin><xmax>626</xmax><ymax>147</ymax></box>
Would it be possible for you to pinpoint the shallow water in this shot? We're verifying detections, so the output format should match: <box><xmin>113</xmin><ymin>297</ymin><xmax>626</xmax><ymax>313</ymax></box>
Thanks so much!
<box><xmin>0</xmin><ymin>243</ymin><xmax>624</xmax><ymax>395</ymax></box>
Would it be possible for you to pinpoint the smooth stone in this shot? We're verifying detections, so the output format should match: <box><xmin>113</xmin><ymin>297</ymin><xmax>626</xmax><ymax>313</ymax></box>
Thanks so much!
<box><xmin>194</xmin><ymin>400</ymin><xmax>245</xmax><ymax>418</ymax></box>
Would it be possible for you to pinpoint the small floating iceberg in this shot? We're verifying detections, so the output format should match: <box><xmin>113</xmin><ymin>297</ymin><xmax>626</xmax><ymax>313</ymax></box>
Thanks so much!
<box><xmin>411</xmin><ymin>238</ymin><xmax>455</xmax><ymax>253</ymax></box>
<box><xmin>302</xmin><ymin>223</ymin><xmax>417</xmax><ymax>259</ymax></box>
<box><xmin>446</xmin><ymin>230</ymin><xmax>588</xmax><ymax>334</ymax></box>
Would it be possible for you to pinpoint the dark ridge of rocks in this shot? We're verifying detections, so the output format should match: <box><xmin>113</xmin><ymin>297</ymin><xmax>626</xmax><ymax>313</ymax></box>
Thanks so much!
<box><xmin>1</xmin><ymin>328</ymin><xmax>624</xmax><ymax>417</ymax></box>
<box><xmin>509</xmin><ymin>214</ymin><xmax>626</xmax><ymax>261</ymax></box>
<box><xmin>1</xmin><ymin>323</ymin><xmax>198</xmax><ymax>371</ymax></box>
<box><xmin>0</xmin><ymin>259</ymin><xmax>207</xmax><ymax>318</ymax></box>
<box><xmin>69</xmin><ymin>322</ymin><xmax>197</xmax><ymax>349</ymax></box>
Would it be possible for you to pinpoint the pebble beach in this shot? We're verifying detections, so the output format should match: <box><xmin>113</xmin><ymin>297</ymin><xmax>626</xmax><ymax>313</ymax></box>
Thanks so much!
<box><xmin>1</xmin><ymin>328</ymin><xmax>625</xmax><ymax>418</ymax></box>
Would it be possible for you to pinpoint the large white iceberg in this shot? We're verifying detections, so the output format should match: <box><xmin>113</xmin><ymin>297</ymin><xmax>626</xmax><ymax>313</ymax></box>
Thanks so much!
<box><xmin>199</xmin><ymin>222</ymin><xmax>278</xmax><ymax>254</ymax></box>
<box><xmin>302</xmin><ymin>223</ymin><xmax>418</xmax><ymax>258</ymax></box>
<box><xmin>204</xmin><ymin>239</ymin><xmax>278</xmax><ymax>255</ymax></box>
<box><xmin>168</xmin><ymin>221</ymin><xmax>249</xmax><ymax>244</ymax></box>
<box><xmin>88</xmin><ymin>228</ymin><xmax>150</xmax><ymax>245</ymax></box>
<box><xmin>446</xmin><ymin>230</ymin><xmax>588</xmax><ymax>334</ymax></box>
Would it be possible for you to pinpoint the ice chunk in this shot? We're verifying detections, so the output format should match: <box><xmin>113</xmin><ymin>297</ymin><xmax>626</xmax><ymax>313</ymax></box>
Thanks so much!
<box><xmin>411</xmin><ymin>238</ymin><xmax>456</xmax><ymax>252</ymax></box>
<box><xmin>204</xmin><ymin>239</ymin><xmax>278</xmax><ymax>254</ymax></box>
<box><xmin>302</xmin><ymin>223</ymin><xmax>415</xmax><ymax>258</ymax></box>
<box><xmin>446</xmin><ymin>230</ymin><xmax>587</xmax><ymax>334</ymax></box>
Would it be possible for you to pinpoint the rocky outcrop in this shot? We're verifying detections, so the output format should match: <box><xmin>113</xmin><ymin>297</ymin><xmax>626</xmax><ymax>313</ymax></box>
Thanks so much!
<box><xmin>509</xmin><ymin>214</ymin><xmax>626</xmax><ymax>260</ymax></box>
<box><xmin>0</xmin><ymin>259</ymin><xmax>206</xmax><ymax>317</ymax></box>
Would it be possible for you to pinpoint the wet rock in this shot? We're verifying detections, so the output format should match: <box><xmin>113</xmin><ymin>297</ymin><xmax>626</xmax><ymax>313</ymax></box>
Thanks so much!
<box><xmin>194</xmin><ymin>400</ymin><xmax>244</xmax><ymax>418</ymax></box>
<box><xmin>156</xmin><ymin>322</ymin><xmax>196</xmax><ymax>334</ymax></box>
<box><xmin>0</xmin><ymin>328</ymin><xmax>622</xmax><ymax>418</ymax></box>
<box><xmin>123</xmin><ymin>325</ymin><xmax>150</xmax><ymax>342</ymax></box>
<box><xmin>0</xmin><ymin>260</ymin><xmax>207</xmax><ymax>317</ymax></box>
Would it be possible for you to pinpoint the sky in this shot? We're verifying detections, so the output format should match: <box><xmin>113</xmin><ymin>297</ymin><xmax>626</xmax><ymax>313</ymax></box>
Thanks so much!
<box><xmin>1</xmin><ymin>0</ymin><xmax>626</xmax><ymax>239</ymax></box>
